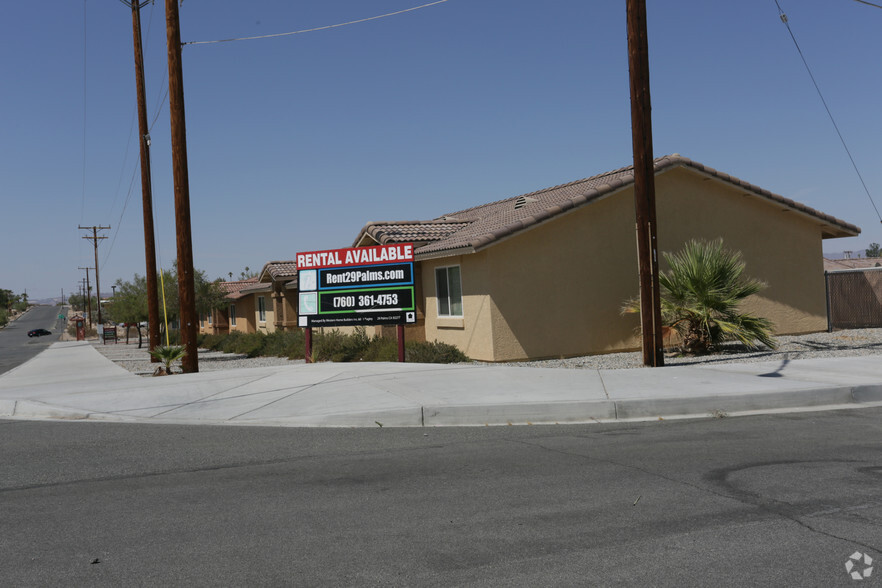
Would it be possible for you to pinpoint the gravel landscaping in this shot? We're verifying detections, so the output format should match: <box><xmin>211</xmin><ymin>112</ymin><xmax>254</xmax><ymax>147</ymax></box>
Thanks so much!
<box><xmin>89</xmin><ymin>327</ymin><xmax>882</xmax><ymax>376</ymax></box>
<box><xmin>90</xmin><ymin>342</ymin><xmax>304</xmax><ymax>376</ymax></box>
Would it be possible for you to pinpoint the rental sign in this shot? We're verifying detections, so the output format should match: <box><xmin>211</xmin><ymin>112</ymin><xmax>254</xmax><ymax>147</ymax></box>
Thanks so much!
<box><xmin>296</xmin><ymin>244</ymin><xmax>417</xmax><ymax>328</ymax></box>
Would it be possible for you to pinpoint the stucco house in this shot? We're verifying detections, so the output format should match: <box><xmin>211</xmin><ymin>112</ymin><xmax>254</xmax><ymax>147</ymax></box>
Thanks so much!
<box><xmin>200</xmin><ymin>277</ymin><xmax>263</xmax><ymax>335</ymax></box>
<box><xmin>351</xmin><ymin>154</ymin><xmax>860</xmax><ymax>362</ymax></box>
<box><xmin>248</xmin><ymin>261</ymin><xmax>299</xmax><ymax>333</ymax></box>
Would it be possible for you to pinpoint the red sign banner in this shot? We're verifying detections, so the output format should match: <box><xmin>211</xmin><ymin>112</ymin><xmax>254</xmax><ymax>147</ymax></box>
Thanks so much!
<box><xmin>296</xmin><ymin>243</ymin><xmax>414</xmax><ymax>270</ymax></box>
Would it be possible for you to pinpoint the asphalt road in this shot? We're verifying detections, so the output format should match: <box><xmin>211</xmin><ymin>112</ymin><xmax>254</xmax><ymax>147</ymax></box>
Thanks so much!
<box><xmin>1</xmin><ymin>409</ymin><xmax>880</xmax><ymax>586</ymax></box>
<box><xmin>0</xmin><ymin>305</ymin><xmax>65</xmax><ymax>375</ymax></box>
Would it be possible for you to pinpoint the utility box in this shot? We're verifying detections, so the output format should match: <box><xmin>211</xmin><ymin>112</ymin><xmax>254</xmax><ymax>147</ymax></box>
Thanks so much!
<box><xmin>73</xmin><ymin>317</ymin><xmax>86</xmax><ymax>341</ymax></box>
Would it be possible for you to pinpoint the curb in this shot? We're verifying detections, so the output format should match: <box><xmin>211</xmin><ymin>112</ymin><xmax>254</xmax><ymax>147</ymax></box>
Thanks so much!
<box><xmin>0</xmin><ymin>399</ymin><xmax>92</xmax><ymax>420</ymax></box>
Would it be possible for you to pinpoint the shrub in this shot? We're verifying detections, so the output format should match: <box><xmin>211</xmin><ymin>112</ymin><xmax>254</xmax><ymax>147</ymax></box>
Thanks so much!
<box><xmin>164</xmin><ymin>329</ymin><xmax>182</xmax><ymax>345</ymax></box>
<box><xmin>199</xmin><ymin>333</ymin><xmax>225</xmax><ymax>351</ymax></box>
<box><xmin>622</xmin><ymin>239</ymin><xmax>776</xmax><ymax>354</ymax></box>
<box><xmin>148</xmin><ymin>345</ymin><xmax>187</xmax><ymax>374</ymax></box>
<box><xmin>262</xmin><ymin>330</ymin><xmax>305</xmax><ymax>359</ymax></box>
<box><xmin>233</xmin><ymin>332</ymin><xmax>266</xmax><ymax>358</ymax></box>
<box><xmin>363</xmin><ymin>336</ymin><xmax>400</xmax><ymax>362</ymax></box>
<box><xmin>193</xmin><ymin>329</ymin><xmax>468</xmax><ymax>364</ymax></box>
<box><xmin>406</xmin><ymin>340</ymin><xmax>470</xmax><ymax>363</ymax></box>
<box><xmin>313</xmin><ymin>328</ymin><xmax>372</xmax><ymax>362</ymax></box>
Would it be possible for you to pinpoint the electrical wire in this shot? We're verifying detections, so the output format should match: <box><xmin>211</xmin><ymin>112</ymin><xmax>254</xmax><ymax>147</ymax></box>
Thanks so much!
<box><xmin>853</xmin><ymin>0</ymin><xmax>882</xmax><ymax>9</ymax></box>
<box><xmin>108</xmin><ymin>110</ymin><xmax>138</xmax><ymax>223</ymax></box>
<box><xmin>103</xmin><ymin>163</ymin><xmax>140</xmax><ymax>269</ymax></box>
<box><xmin>774</xmin><ymin>1</ymin><xmax>882</xmax><ymax>223</ymax></box>
<box><xmin>103</xmin><ymin>1</ymin><xmax>165</xmax><ymax>272</ymax></box>
<box><xmin>81</xmin><ymin>0</ymin><xmax>88</xmax><ymax>224</ymax></box>
<box><xmin>182</xmin><ymin>0</ymin><xmax>451</xmax><ymax>46</ymax></box>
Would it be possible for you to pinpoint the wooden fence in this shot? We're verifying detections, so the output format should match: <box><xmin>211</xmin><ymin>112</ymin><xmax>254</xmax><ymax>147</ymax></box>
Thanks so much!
<box><xmin>825</xmin><ymin>268</ymin><xmax>882</xmax><ymax>330</ymax></box>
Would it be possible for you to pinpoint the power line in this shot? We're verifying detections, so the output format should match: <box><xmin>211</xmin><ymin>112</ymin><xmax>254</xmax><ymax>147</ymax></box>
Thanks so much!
<box><xmin>774</xmin><ymin>0</ymin><xmax>882</xmax><ymax>224</ymax></box>
<box><xmin>104</xmin><ymin>2</ymin><xmax>166</xmax><ymax>272</ymax></box>
<box><xmin>853</xmin><ymin>0</ymin><xmax>882</xmax><ymax>9</ymax></box>
<box><xmin>81</xmin><ymin>0</ymin><xmax>88</xmax><ymax>223</ymax></box>
<box><xmin>103</xmin><ymin>164</ymin><xmax>140</xmax><ymax>269</ymax></box>
<box><xmin>182</xmin><ymin>0</ymin><xmax>451</xmax><ymax>46</ymax></box>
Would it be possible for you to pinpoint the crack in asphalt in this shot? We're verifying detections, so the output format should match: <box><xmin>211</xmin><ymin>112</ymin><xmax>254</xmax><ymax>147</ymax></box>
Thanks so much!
<box><xmin>514</xmin><ymin>439</ymin><xmax>882</xmax><ymax>554</ymax></box>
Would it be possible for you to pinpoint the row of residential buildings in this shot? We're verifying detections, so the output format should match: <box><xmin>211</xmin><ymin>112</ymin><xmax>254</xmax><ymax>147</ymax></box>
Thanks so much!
<box><xmin>199</xmin><ymin>154</ymin><xmax>863</xmax><ymax>362</ymax></box>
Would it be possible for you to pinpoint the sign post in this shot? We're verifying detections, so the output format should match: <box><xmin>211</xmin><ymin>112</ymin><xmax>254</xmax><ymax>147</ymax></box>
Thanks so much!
<box><xmin>296</xmin><ymin>244</ymin><xmax>417</xmax><ymax>361</ymax></box>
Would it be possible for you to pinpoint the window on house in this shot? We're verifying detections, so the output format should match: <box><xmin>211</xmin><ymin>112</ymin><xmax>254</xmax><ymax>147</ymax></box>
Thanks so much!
<box><xmin>208</xmin><ymin>312</ymin><xmax>213</xmax><ymax>325</ymax></box>
<box><xmin>258</xmin><ymin>296</ymin><xmax>266</xmax><ymax>323</ymax></box>
<box><xmin>435</xmin><ymin>265</ymin><xmax>463</xmax><ymax>317</ymax></box>
<box><xmin>230</xmin><ymin>304</ymin><xmax>237</xmax><ymax>327</ymax></box>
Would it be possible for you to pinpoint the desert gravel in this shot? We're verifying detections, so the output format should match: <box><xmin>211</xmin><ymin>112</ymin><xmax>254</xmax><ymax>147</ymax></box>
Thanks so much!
<box><xmin>90</xmin><ymin>328</ymin><xmax>882</xmax><ymax>376</ymax></box>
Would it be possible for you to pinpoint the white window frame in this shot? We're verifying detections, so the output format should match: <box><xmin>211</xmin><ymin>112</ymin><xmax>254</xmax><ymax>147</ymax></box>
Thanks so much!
<box><xmin>258</xmin><ymin>296</ymin><xmax>266</xmax><ymax>323</ymax></box>
<box><xmin>435</xmin><ymin>265</ymin><xmax>463</xmax><ymax>318</ymax></box>
<box><xmin>230</xmin><ymin>304</ymin><xmax>237</xmax><ymax>327</ymax></box>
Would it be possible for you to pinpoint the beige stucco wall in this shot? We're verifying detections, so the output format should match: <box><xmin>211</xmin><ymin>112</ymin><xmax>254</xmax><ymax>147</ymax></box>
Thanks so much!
<box><xmin>229</xmin><ymin>297</ymin><xmax>256</xmax><ymax>334</ymax></box>
<box><xmin>252</xmin><ymin>294</ymin><xmax>275</xmax><ymax>333</ymax></box>
<box><xmin>421</xmin><ymin>166</ymin><xmax>834</xmax><ymax>361</ymax></box>
<box><xmin>421</xmin><ymin>252</ymin><xmax>496</xmax><ymax>360</ymax></box>
<box><xmin>655</xmin><ymin>167</ymin><xmax>827</xmax><ymax>336</ymax></box>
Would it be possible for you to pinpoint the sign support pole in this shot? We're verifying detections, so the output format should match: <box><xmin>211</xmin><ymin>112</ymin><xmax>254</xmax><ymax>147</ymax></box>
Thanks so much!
<box><xmin>397</xmin><ymin>324</ymin><xmax>405</xmax><ymax>363</ymax></box>
<box><xmin>305</xmin><ymin>327</ymin><xmax>313</xmax><ymax>363</ymax></box>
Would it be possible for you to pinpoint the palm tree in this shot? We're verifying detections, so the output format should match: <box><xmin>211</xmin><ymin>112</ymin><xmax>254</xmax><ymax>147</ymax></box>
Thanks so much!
<box><xmin>148</xmin><ymin>345</ymin><xmax>187</xmax><ymax>375</ymax></box>
<box><xmin>624</xmin><ymin>239</ymin><xmax>777</xmax><ymax>354</ymax></box>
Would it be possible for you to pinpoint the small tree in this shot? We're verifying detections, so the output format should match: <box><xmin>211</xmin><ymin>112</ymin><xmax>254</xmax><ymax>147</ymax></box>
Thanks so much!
<box><xmin>106</xmin><ymin>275</ymin><xmax>150</xmax><ymax>347</ymax></box>
<box><xmin>148</xmin><ymin>345</ymin><xmax>187</xmax><ymax>375</ymax></box>
<box><xmin>104</xmin><ymin>267</ymin><xmax>227</xmax><ymax>345</ymax></box>
<box><xmin>866</xmin><ymin>243</ymin><xmax>881</xmax><ymax>258</ymax></box>
<box><xmin>623</xmin><ymin>239</ymin><xmax>776</xmax><ymax>354</ymax></box>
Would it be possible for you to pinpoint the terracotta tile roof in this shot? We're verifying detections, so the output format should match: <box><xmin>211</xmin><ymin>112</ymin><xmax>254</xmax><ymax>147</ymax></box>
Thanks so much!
<box><xmin>824</xmin><ymin>257</ymin><xmax>882</xmax><ymax>271</ymax></box>
<box><xmin>218</xmin><ymin>277</ymin><xmax>260</xmax><ymax>300</ymax></box>
<box><xmin>353</xmin><ymin>154</ymin><xmax>861</xmax><ymax>258</ymax></box>
<box><xmin>258</xmin><ymin>261</ymin><xmax>299</xmax><ymax>282</ymax></box>
<box><xmin>358</xmin><ymin>220</ymin><xmax>471</xmax><ymax>246</ymax></box>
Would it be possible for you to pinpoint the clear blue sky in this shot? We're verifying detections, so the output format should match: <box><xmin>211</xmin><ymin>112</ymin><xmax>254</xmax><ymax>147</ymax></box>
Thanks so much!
<box><xmin>3</xmin><ymin>0</ymin><xmax>881</xmax><ymax>300</ymax></box>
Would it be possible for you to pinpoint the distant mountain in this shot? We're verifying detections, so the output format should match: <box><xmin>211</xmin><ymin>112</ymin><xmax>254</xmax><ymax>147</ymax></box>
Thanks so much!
<box><xmin>31</xmin><ymin>298</ymin><xmax>64</xmax><ymax>306</ymax></box>
<box><xmin>824</xmin><ymin>251</ymin><xmax>864</xmax><ymax>260</ymax></box>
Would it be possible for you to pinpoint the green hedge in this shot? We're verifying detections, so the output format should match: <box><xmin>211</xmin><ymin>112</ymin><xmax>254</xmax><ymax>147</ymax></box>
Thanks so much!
<box><xmin>195</xmin><ymin>329</ymin><xmax>468</xmax><ymax>364</ymax></box>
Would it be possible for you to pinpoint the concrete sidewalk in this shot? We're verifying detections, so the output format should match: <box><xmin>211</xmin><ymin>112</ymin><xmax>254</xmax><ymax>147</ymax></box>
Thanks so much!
<box><xmin>1</xmin><ymin>341</ymin><xmax>881</xmax><ymax>427</ymax></box>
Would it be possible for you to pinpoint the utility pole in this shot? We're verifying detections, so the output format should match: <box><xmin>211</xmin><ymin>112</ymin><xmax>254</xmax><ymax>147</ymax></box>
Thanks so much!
<box><xmin>79</xmin><ymin>267</ymin><xmax>93</xmax><ymax>328</ymax></box>
<box><xmin>80</xmin><ymin>225</ymin><xmax>110</xmax><ymax>326</ymax></box>
<box><xmin>165</xmin><ymin>0</ymin><xmax>198</xmax><ymax>372</ymax></box>
<box><xmin>626</xmin><ymin>0</ymin><xmax>664</xmax><ymax>367</ymax></box>
<box><xmin>123</xmin><ymin>0</ymin><xmax>162</xmax><ymax>361</ymax></box>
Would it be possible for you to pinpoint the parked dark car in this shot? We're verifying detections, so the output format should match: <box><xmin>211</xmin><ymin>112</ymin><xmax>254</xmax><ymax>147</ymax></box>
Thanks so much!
<box><xmin>27</xmin><ymin>329</ymin><xmax>52</xmax><ymax>338</ymax></box>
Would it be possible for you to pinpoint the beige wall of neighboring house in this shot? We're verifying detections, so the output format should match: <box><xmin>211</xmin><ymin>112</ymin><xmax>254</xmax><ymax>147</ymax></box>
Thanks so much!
<box><xmin>358</xmin><ymin>156</ymin><xmax>859</xmax><ymax>362</ymax></box>
<box><xmin>255</xmin><ymin>294</ymin><xmax>275</xmax><ymax>333</ymax></box>
<box><xmin>657</xmin><ymin>167</ymin><xmax>828</xmax><ymax>336</ymax></box>
<box><xmin>252</xmin><ymin>261</ymin><xmax>299</xmax><ymax>333</ymax></box>
<box><xmin>228</xmin><ymin>295</ymin><xmax>256</xmax><ymax>334</ymax></box>
<box><xmin>421</xmin><ymin>252</ymin><xmax>495</xmax><ymax>359</ymax></box>
<box><xmin>423</xmin><ymin>167</ymin><xmax>830</xmax><ymax>361</ymax></box>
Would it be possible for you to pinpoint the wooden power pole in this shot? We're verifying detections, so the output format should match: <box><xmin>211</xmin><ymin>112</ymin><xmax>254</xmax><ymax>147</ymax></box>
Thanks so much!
<box><xmin>80</xmin><ymin>225</ymin><xmax>110</xmax><ymax>326</ymax></box>
<box><xmin>79</xmin><ymin>267</ymin><xmax>93</xmax><ymax>328</ymax></box>
<box><xmin>123</xmin><ymin>0</ymin><xmax>162</xmax><ymax>361</ymax></box>
<box><xmin>165</xmin><ymin>0</ymin><xmax>198</xmax><ymax>373</ymax></box>
<box><xmin>626</xmin><ymin>0</ymin><xmax>664</xmax><ymax>367</ymax></box>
